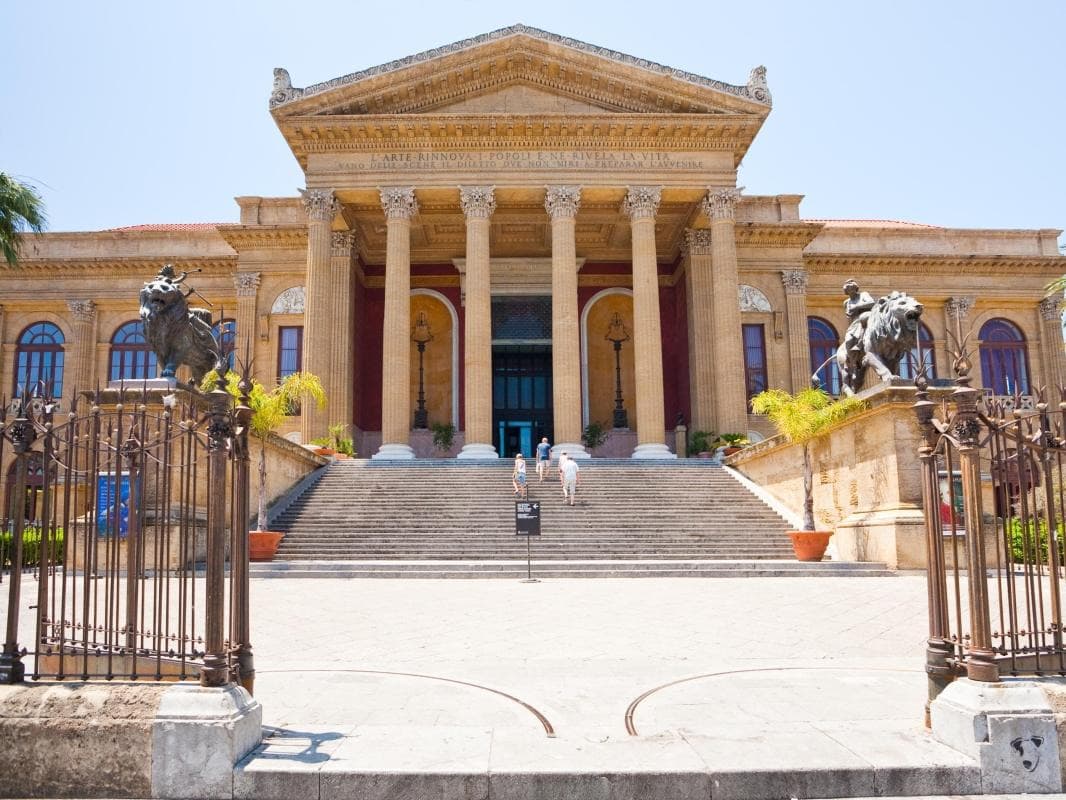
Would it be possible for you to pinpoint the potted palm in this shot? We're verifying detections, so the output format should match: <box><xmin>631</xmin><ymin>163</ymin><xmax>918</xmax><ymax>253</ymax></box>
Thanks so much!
<box><xmin>689</xmin><ymin>430</ymin><xmax>716</xmax><ymax>458</ymax></box>
<box><xmin>749</xmin><ymin>387</ymin><xmax>864</xmax><ymax>561</ymax></box>
<box><xmin>205</xmin><ymin>370</ymin><xmax>326</xmax><ymax>561</ymax></box>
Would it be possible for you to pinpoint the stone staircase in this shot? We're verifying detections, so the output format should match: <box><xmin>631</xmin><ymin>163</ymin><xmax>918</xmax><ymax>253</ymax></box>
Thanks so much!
<box><xmin>252</xmin><ymin>459</ymin><xmax>891</xmax><ymax>578</ymax></box>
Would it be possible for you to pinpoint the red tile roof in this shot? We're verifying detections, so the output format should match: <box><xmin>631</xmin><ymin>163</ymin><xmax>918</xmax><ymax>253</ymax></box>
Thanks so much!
<box><xmin>107</xmin><ymin>223</ymin><xmax>222</xmax><ymax>232</ymax></box>
<box><xmin>806</xmin><ymin>219</ymin><xmax>941</xmax><ymax>229</ymax></box>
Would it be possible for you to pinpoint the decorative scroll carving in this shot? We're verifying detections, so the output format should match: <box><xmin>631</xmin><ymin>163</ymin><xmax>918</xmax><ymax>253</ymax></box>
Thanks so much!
<box><xmin>622</xmin><ymin>187</ymin><xmax>661</xmax><ymax>221</ymax></box>
<box><xmin>544</xmin><ymin>186</ymin><xmax>581</xmax><ymax>220</ymax></box>
<box><xmin>299</xmin><ymin>188</ymin><xmax>338</xmax><ymax>222</ymax></box>
<box><xmin>458</xmin><ymin>186</ymin><xmax>496</xmax><ymax>219</ymax></box>
<box><xmin>747</xmin><ymin>65</ymin><xmax>771</xmax><ymax>105</ymax></box>
<box><xmin>271</xmin><ymin>286</ymin><xmax>306</xmax><ymax>315</ymax></box>
<box><xmin>703</xmin><ymin>187</ymin><xmax>743</xmax><ymax>221</ymax></box>
<box><xmin>331</xmin><ymin>231</ymin><xmax>356</xmax><ymax>255</ymax></box>
<box><xmin>780</xmin><ymin>270</ymin><xmax>809</xmax><ymax>295</ymax></box>
<box><xmin>682</xmin><ymin>229</ymin><xmax>713</xmax><ymax>256</ymax></box>
<box><xmin>1039</xmin><ymin>295</ymin><xmax>1063</xmax><ymax>321</ymax></box>
<box><xmin>739</xmin><ymin>285</ymin><xmax>772</xmax><ymax>312</ymax></box>
<box><xmin>380</xmin><ymin>187</ymin><xmax>419</xmax><ymax>220</ymax></box>
<box><xmin>233</xmin><ymin>272</ymin><xmax>261</xmax><ymax>297</ymax></box>
<box><xmin>66</xmin><ymin>299</ymin><xmax>97</xmax><ymax>323</ymax></box>
<box><xmin>945</xmin><ymin>296</ymin><xmax>976</xmax><ymax>322</ymax></box>
<box><xmin>270</xmin><ymin>68</ymin><xmax>303</xmax><ymax>106</ymax></box>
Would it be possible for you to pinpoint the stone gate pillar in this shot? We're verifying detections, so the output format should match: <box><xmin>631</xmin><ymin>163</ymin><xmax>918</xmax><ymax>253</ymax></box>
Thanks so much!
<box><xmin>299</xmin><ymin>188</ymin><xmax>338</xmax><ymax>443</ymax></box>
<box><xmin>781</xmin><ymin>270</ymin><xmax>811</xmax><ymax>392</ymax></box>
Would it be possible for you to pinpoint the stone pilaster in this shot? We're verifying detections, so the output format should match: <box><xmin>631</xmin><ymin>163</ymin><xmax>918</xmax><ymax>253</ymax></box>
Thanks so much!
<box><xmin>67</xmin><ymin>299</ymin><xmax>97</xmax><ymax>394</ymax></box>
<box><xmin>456</xmin><ymin>186</ymin><xmax>498</xmax><ymax>459</ymax></box>
<box><xmin>623</xmin><ymin>187</ymin><xmax>675</xmax><ymax>459</ymax></box>
<box><xmin>299</xmin><ymin>188</ymin><xmax>338</xmax><ymax>442</ymax></box>
<box><xmin>703</xmin><ymin>188</ymin><xmax>748</xmax><ymax>435</ymax></box>
<box><xmin>373</xmin><ymin>187</ymin><xmax>418</xmax><ymax>459</ymax></box>
<box><xmin>683</xmin><ymin>229</ymin><xmax>716</xmax><ymax>431</ymax></box>
<box><xmin>545</xmin><ymin>186</ymin><xmax>587</xmax><ymax>458</ymax></box>
<box><xmin>232</xmin><ymin>272</ymin><xmax>260</xmax><ymax>365</ymax></box>
<box><xmin>1039</xmin><ymin>296</ymin><xmax>1066</xmax><ymax>393</ymax></box>
<box><xmin>330</xmin><ymin>232</ymin><xmax>355</xmax><ymax>432</ymax></box>
<box><xmin>780</xmin><ymin>270</ymin><xmax>811</xmax><ymax>392</ymax></box>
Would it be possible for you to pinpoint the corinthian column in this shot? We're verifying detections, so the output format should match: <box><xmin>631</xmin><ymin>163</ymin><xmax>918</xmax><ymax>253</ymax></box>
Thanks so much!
<box><xmin>330</xmin><ymin>232</ymin><xmax>355</xmax><ymax>431</ymax></box>
<box><xmin>233</xmin><ymin>272</ymin><xmax>260</xmax><ymax>363</ymax></box>
<box><xmin>704</xmin><ymin>188</ymin><xmax>748</xmax><ymax>435</ymax></box>
<box><xmin>545</xmin><ymin>186</ymin><xmax>587</xmax><ymax>458</ymax></box>
<box><xmin>623</xmin><ymin>187</ymin><xmax>675</xmax><ymax>459</ymax></box>
<box><xmin>299</xmin><ymin>188</ymin><xmax>338</xmax><ymax>443</ymax></box>
<box><xmin>683</xmin><ymin>230</ymin><xmax>716</xmax><ymax>431</ymax></box>
<box><xmin>781</xmin><ymin>270</ymin><xmax>811</xmax><ymax>392</ymax></box>
<box><xmin>373</xmin><ymin>187</ymin><xmax>418</xmax><ymax>460</ymax></box>
<box><xmin>1039</xmin><ymin>296</ymin><xmax>1066</xmax><ymax>393</ymax></box>
<box><xmin>67</xmin><ymin>300</ymin><xmax>97</xmax><ymax>394</ymax></box>
<box><xmin>457</xmin><ymin>186</ymin><xmax>498</xmax><ymax>459</ymax></box>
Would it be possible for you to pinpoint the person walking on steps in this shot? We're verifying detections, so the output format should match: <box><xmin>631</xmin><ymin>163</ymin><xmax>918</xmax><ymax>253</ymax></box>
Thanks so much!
<box><xmin>561</xmin><ymin>454</ymin><xmax>579</xmax><ymax>506</ymax></box>
<box><xmin>536</xmin><ymin>437</ymin><xmax>552</xmax><ymax>482</ymax></box>
<box><xmin>557</xmin><ymin>451</ymin><xmax>570</xmax><ymax>497</ymax></box>
<box><xmin>512</xmin><ymin>453</ymin><xmax>528</xmax><ymax>499</ymax></box>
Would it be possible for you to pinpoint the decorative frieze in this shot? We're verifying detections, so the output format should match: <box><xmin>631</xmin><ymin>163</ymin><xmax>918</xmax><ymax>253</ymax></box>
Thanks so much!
<box><xmin>458</xmin><ymin>186</ymin><xmax>496</xmax><ymax>219</ymax></box>
<box><xmin>380</xmin><ymin>187</ymin><xmax>419</xmax><ymax>220</ymax></box>
<box><xmin>67</xmin><ymin>300</ymin><xmax>97</xmax><ymax>322</ymax></box>
<box><xmin>299</xmin><ymin>188</ymin><xmax>338</xmax><ymax>222</ymax></box>
<box><xmin>945</xmin><ymin>296</ymin><xmax>976</xmax><ymax>322</ymax></box>
<box><xmin>682</xmin><ymin>229</ymin><xmax>713</xmax><ymax>256</ymax></box>
<box><xmin>622</xmin><ymin>187</ymin><xmax>661</xmax><ymax>221</ymax></box>
<box><xmin>703</xmin><ymin>187</ymin><xmax>743</xmax><ymax>221</ymax></box>
<box><xmin>1039</xmin><ymin>295</ymin><xmax>1063</xmax><ymax>321</ymax></box>
<box><xmin>331</xmin><ymin>231</ymin><xmax>356</xmax><ymax>256</ymax></box>
<box><xmin>233</xmin><ymin>272</ymin><xmax>261</xmax><ymax>297</ymax></box>
<box><xmin>780</xmin><ymin>270</ymin><xmax>809</xmax><ymax>295</ymax></box>
<box><xmin>544</xmin><ymin>186</ymin><xmax>581</xmax><ymax>220</ymax></box>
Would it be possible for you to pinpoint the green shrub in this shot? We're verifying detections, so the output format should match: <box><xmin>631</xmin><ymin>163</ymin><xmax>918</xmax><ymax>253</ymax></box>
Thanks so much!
<box><xmin>582</xmin><ymin>421</ymin><xmax>609</xmax><ymax>450</ymax></box>
<box><xmin>689</xmin><ymin>430</ymin><xmax>716</xmax><ymax>454</ymax></box>
<box><xmin>0</xmin><ymin>527</ymin><xmax>65</xmax><ymax>568</ymax></box>
<box><xmin>1006</xmin><ymin>518</ymin><xmax>1065</xmax><ymax>565</ymax></box>
<box><xmin>431</xmin><ymin>422</ymin><xmax>456</xmax><ymax>452</ymax></box>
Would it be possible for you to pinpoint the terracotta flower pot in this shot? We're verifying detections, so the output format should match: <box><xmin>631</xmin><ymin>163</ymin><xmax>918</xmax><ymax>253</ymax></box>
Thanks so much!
<box><xmin>787</xmin><ymin>531</ymin><xmax>832</xmax><ymax>562</ymax></box>
<box><xmin>249</xmin><ymin>531</ymin><xmax>284</xmax><ymax>562</ymax></box>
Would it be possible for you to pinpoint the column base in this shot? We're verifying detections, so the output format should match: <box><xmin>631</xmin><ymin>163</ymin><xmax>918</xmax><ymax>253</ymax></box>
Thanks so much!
<box><xmin>371</xmin><ymin>443</ymin><xmax>416</xmax><ymax>460</ymax></box>
<box><xmin>457</xmin><ymin>443</ymin><xmax>499</xmax><ymax>459</ymax></box>
<box><xmin>631</xmin><ymin>442</ymin><xmax>678</xmax><ymax>459</ymax></box>
<box><xmin>553</xmin><ymin>443</ymin><xmax>589</xmax><ymax>459</ymax></box>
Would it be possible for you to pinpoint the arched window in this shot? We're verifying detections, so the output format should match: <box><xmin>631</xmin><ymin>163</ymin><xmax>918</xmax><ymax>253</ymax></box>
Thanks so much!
<box><xmin>213</xmin><ymin>318</ymin><xmax>237</xmax><ymax>371</ymax></box>
<box><xmin>109</xmin><ymin>321</ymin><xmax>157</xmax><ymax>382</ymax></box>
<box><xmin>979</xmin><ymin>318</ymin><xmax>1030</xmax><ymax>395</ymax></box>
<box><xmin>808</xmin><ymin>317</ymin><xmax>840</xmax><ymax>395</ymax></box>
<box><xmin>898</xmin><ymin>322</ymin><xmax>937</xmax><ymax>380</ymax></box>
<box><xmin>15</xmin><ymin>322</ymin><xmax>64</xmax><ymax>397</ymax></box>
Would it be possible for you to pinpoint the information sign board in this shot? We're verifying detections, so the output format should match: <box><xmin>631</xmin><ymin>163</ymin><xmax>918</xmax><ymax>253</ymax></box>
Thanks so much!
<box><xmin>515</xmin><ymin>501</ymin><xmax>541</xmax><ymax>536</ymax></box>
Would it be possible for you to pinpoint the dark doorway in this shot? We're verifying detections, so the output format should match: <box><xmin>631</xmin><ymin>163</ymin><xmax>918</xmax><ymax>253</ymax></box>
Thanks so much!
<box><xmin>493</xmin><ymin>346</ymin><xmax>553</xmax><ymax>458</ymax></box>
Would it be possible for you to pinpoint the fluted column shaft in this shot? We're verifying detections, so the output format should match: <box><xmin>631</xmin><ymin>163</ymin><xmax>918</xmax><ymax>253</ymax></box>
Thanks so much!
<box><xmin>299</xmin><ymin>188</ymin><xmax>338</xmax><ymax>442</ymax></box>
<box><xmin>781</xmin><ymin>271</ymin><xmax>811</xmax><ymax>392</ymax></box>
<box><xmin>705</xmin><ymin>189</ymin><xmax>748</xmax><ymax>434</ymax></box>
<box><xmin>546</xmin><ymin>187</ymin><xmax>586</xmax><ymax>456</ymax></box>
<box><xmin>330</xmin><ymin>233</ymin><xmax>355</xmax><ymax>431</ymax></box>
<box><xmin>1039</xmin><ymin>296</ymin><xmax>1066</xmax><ymax>393</ymax></box>
<box><xmin>67</xmin><ymin>300</ymin><xmax>97</xmax><ymax>394</ymax></box>
<box><xmin>624</xmin><ymin>188</ymin><xmax>675</xmax><ymax>459</ymax></box>
<box><xmin>233</xmin><ymin>272</ymin><xmax>260</xmax><ymax>365</ymax></box>
<box><xmin>683</xmin><ymin>231</ymin><xmax>716</xmax><ymax>431</ymax></box>
<box><xmin>457</xmin><ymin>187</ymin><xmax>498</xmax><ymax>459</ymax></box>
<box><xmin>374</xmin><ymin>188</ymin><xmax>418</xmax><ymax>459</ymax></box>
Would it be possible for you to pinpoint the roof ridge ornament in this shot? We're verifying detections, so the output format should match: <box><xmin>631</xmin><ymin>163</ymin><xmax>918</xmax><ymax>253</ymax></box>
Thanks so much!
<box><xmin>271</xmin><ymin>68</ymin><xmax>303</xmax><ymax>107</ymax></box>
<box><xmin>747</xmin><ymin>66</ymin><xmax>771</xmax><ymax>105</ymax></box>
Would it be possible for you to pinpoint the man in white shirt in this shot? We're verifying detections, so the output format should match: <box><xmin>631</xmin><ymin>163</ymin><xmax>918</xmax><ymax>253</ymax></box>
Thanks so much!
<box><xmin>561</xmin><ymin>456</ymin><xmax>579</xmax><ymax>507</ymax></box>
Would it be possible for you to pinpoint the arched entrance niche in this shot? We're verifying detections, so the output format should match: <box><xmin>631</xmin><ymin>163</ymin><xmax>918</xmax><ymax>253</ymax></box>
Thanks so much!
<box><xmin>581</xmin><ymin>288</ymin><xmax>636</xmax><ymax>429</ymax></box>
<box><xmin>410</xmin><ymin>289</ymin><xmax>458</xmax><ymax>428</ymax></box>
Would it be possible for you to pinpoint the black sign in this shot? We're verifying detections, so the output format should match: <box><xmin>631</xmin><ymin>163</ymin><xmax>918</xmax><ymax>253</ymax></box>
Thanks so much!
<box><xmin>515</xmin><ymin>501</ymin><xmax>541</xmax><ymax>536</ymax></box>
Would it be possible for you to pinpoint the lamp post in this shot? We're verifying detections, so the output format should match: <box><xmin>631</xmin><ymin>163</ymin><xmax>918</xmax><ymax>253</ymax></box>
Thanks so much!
<box><xmin>605</xmin><ymin>312</ymin><xmax>631</xmax><ymax>429</ymax></box>
<box><xmin>411</xmin><ymin>310</ymin><xmax>434</xmax><ymax>429</ymax></box>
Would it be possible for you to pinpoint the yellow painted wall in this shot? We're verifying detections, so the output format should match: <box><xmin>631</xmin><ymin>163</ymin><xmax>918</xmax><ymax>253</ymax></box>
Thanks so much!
<box><xmin>585</xmin><ymin>293</ymin><xmax>637</xmax><ymax>431</ymax></box>
<box><xmin>409</xmin><ymin>294</ymin><xmax>453</xmax><ymax>429</ymax></box>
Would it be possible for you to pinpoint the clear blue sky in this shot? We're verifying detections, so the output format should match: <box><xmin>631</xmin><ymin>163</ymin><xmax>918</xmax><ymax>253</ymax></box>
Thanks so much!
<box><xmin>4</xmin><ymin>1</ymin><xmax>1064</xmax><ymax>235</ymax></box>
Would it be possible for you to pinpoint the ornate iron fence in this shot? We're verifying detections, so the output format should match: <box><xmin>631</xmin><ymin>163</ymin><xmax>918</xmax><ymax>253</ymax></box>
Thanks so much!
<box><xmin>917</xmin><ymin>359</ymin><xmax>1066</xmax><ymax>705</ymax></box>
<box><xmin>0</xmin><ymin>374</ymin><xmax>252</xmax><ymax>690</ymax></box>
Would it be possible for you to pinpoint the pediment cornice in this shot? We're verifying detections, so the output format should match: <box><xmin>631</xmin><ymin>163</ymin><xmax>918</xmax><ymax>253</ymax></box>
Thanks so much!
<box><xmin>805</xmin><ymin>254</ymin><xmax>1066</xmax><ymax>277</ymax></box>
<box><xmin>1</xmin><ymin>255</ymin><xmax>237</xmax><ymax>276</ymax></box>
<box><xmin>216</xmin><ymin>225</ymin><xmax>309</xmax><ymax>252</ymax></box>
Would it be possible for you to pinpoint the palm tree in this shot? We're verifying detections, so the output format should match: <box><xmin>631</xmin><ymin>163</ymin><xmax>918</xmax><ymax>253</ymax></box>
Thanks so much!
<box><xmin>0</xmin><ymin>173</ymin><xmax>47</xmax><ymax>267</ymax></box>
<box><xmin>750</xmin><ymin>387</ymin><xmax>865</xmax><ymax>531</ymax></box>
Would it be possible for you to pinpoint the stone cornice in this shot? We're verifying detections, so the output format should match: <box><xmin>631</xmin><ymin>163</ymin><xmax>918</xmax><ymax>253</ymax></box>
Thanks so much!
<box><xmin>1</xmin><ymin>256</ymin><xmax>237</xmax><ymax>275</ymax></box>
<box><xmin>735</xmin><ymin>223</ymin><xmax>823</xmax><ymax>249</ymax></box>
<box><xmin>216</xmin><ymin>225</ymin><xmax>309</xmax><ymax>252</ymax></box>
<box><xmin>270</xmin><ymin>25</ymin><xmax>770</xmax><ymax>113</ymax></box>
<box><xmin>804</xmin><ymin>254</ymin><xmax>1066</xmax><ymax>276</ymax></box>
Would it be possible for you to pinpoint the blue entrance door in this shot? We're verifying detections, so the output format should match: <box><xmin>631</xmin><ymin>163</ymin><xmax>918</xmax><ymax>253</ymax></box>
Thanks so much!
<box><xmin>497</xmin><ymin>420</ymin><xmax>534</xmax><ymax>458</ymax></box>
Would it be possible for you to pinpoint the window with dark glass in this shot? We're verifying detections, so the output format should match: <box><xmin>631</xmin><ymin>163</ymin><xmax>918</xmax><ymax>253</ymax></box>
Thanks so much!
<box><xmin>15</xmin><ymin>322</ymin><xmax>65</xmax><ymax>397</ymax></box>
<box><xmin>742</xmin><ymin>324</ymin><xmax>768</xmax><ymax>401</ymax></box>
<box><xmin>277</xmin><ymin>326</ymin><xmax>303</xmax><ymax>415</ymax></box>
<box><xmin>109</xmin><ymin>320</ymin><xmax>157</xmax><ymax>382</ymax></box>
<box><xmin>979</xmin><ymin>318</ymin><xmax>1030</xmax><ymax>395</ymax></box>
<box><xmin>807</xmin><ymin>317</ymin><xmax>840</xmax><ymax>395</ymax></box>
<box><xmin>898</xmin><ymin>322</ymin><xmax>937</xmax><ymax>380</ymax></box>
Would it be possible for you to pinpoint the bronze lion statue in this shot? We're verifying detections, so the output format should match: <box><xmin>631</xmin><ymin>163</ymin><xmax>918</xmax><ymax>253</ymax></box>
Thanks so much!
<box><xmin>835</xmin><ymin>290</ymin><xmax>924</xmax><ymax>396</ymax></box>
<box><xmin>138</xmin><ymin>265</ymin><xmax>220</xmax><ymax>383</ymax></box>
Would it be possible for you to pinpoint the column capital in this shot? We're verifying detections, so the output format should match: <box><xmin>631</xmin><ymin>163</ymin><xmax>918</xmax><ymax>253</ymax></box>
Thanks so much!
<box><xmin>945</xmin><ymin>296</ymin><xmax>976</xmax><ymax>321</ymax></box>
<box><xmin>544</xmin><ymin>186</ymin><xmax>581</xmax><ymax>220</ymax></box>
<box><xmin>703</xmin><ymin>187</ymin><xmax>743</xmax><ymax>221</ymax></box>
<box><xmin>331</xmin><ymin>231</ymin><xmax>356</xmax><ymax>256</ymax></box>
<box><xmin>380</xmin><ymin>187</ymin><xmax>419</xmax><ymax>220</ymax></box>
<box><xmin>299</xmin><ymin>188</ymin><xmax>339</xmax><ymax>222</ymax></box>
<box><xmin>622</xmin><ymin>186</ymin><xmax>661</xmax><ymax>221</ymax></box>
<box><xmin>233</xmin><ymin>271</ymin><xmax>261</xmax><ymax>297</ymax></box>
<box><xmin>682</xmin><ymin>229</ymin><xmax>713</xmax><ymax>256</ymax></box>
<box><xmin>1039</xmin><ymin>295</ymin><xmax>1063</xmax><ymax>321</ymax></box>
<box><xmin>458</xmin><ymin>186</ymin><xmax>496</xmax><ymax>219</ymax></box>
<box><xmin>67</xmin><ymin>299</ymin><xmax>97</xmax><ymax>322</ymax></box>
<box><xmin>780</xmin><ymin>270</ymin><xmax>809</xmax><ymax>295</ymax></box>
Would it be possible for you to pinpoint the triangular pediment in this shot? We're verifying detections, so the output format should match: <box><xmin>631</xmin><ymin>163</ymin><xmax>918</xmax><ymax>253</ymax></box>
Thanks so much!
<box><xmin>271</xmin><ymin>25</ymin><xmax>771</xmax><ymax>118</ymax></box>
